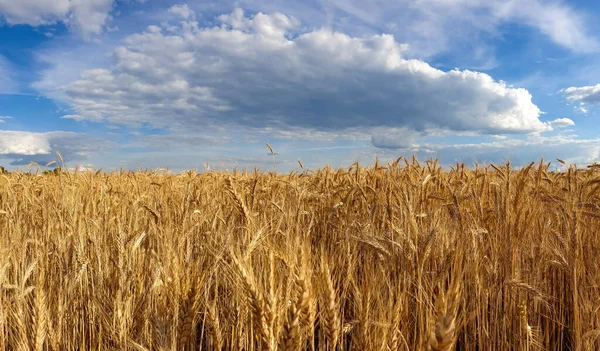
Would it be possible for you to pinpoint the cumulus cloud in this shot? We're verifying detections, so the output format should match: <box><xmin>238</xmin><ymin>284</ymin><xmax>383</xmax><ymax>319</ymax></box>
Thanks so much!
<box><xmin>168</xmin><ymin>4</ymin><xmax>196</xmax><ymax>20</ymax></box>
<box><xmin>0</xmin><ymin>116</ymin><xmax>10</xmax><ymax>123</ymax></box>
<box><xmin>548</xmin><ymin>118</ymin><xmax>575</xmax><ymax>128</ymax></box>
<box><xmin>562</xmin><ymin>83</ymin><xmax>600</xmax><ymax>104</ymax></box>
<box><xmin>0</xmin><ymin>0</ymin><xmax>140</xmax><ymax>38</ymax></box>
<box><xmin>59</xmin><ymin>8</ymin><xmax>550</xmax><ymax>146</ymax></box>
<box><xmin>0</xmin><ymin>130</ymin><xmax>111</xmax><ymax>165</ymax></box>
<box><xmin>0</xmin><ymin>131</ymin><xmax>51</xmax><ymax>155</ymax></box>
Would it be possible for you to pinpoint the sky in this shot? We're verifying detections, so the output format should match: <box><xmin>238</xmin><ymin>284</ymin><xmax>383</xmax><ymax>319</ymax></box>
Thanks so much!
<box><xmin>1</xmin><ymin>0</ymin><xmax>600</xmax><ymax>172</ymax></box>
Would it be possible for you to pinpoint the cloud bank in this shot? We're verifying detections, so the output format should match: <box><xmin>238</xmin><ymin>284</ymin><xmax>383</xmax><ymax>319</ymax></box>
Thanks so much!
<box><xmin>59</xmin><ymin>8</ymin><xmax>550</xmax><ymax>145</ymax></box>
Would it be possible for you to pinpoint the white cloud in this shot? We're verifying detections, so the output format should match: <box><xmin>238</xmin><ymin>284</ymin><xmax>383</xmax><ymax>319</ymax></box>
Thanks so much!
<box><xmin>58</xmin><ymin>9</ymin><xmax>550</xmax><ymax>147</ymax></box>
<box><xmin>0</xmin><ymin>0</ymin><xmax>142</xmax><ymax>38</ymax></box>
<box><xmin>168</xmin><ymin>4</ymin><xmax>196</xmax><ymax>20</ymax></box>
<box><xmin>0</xmin><ymin>131</ymin><xmax>50</xmax><ymax>155</ymax></box>
<box><xmin>548</xmin><ymin>118</ymin><xmax>575</xmax><ymax>128</ymax></box>
<box><xmin>0</xmin><ymin>116</ymin><xmax>10</xmax><ymax>123</ymax></box>
<box><xmin>0</xmin><ymin>130</ymin><xmax>111</xmax><ymax>165</ymax></box>
<box><xmin>562</xmin><ymin>83</ymin><xmax>600</xmax><ymax>104</ymax></box>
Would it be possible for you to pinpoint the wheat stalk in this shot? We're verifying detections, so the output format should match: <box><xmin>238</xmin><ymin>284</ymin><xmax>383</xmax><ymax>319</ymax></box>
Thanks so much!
<box><xmin>321</xmin><ymin>261</ymin><xmax>339</xmax><ymax>350</ymax></box>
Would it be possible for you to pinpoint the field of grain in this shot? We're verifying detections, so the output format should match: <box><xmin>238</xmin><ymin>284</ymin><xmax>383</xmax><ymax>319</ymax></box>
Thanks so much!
<box><xmin>0</xmin><ymin>157</ymin><xmax>599</xmax><ymax>350</ymax></box>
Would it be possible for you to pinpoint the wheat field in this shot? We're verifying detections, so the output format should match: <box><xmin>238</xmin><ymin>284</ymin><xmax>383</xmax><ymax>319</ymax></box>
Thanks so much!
<box><xmin>0</xmin><ymin>157</ymin><xmax>599</xmax><ymax>350</ymax></box>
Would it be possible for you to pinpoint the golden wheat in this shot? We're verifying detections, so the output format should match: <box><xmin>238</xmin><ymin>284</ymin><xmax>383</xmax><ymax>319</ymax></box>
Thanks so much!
<box><xmin>0</xmin><ymin>158</ymin><xmax>598</xmax><ymax>349</ymax></box>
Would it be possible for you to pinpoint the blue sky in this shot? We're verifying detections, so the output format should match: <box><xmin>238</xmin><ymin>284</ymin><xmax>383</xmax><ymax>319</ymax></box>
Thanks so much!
<box><xmin>2</xmin><ymin>0</ymin><xmax>600</xmax><ymax>172</ymax></box>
